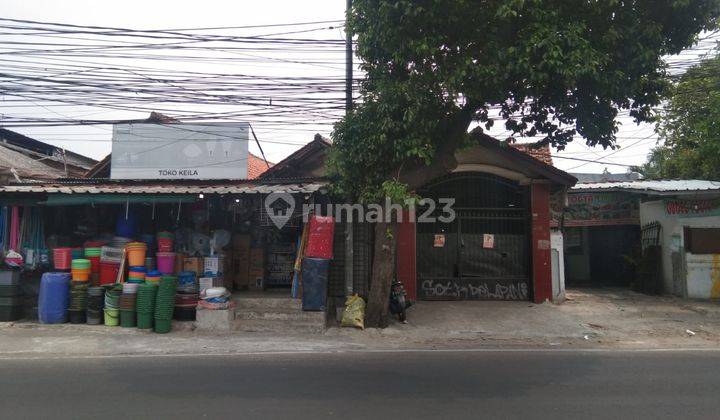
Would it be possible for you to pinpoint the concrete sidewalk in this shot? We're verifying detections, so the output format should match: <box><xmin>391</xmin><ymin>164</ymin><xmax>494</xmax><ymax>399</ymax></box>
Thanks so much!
<box><xmin>2</xmin><ymin>288</ymin><xmax>720</xmax><ymax>358</ymax></box>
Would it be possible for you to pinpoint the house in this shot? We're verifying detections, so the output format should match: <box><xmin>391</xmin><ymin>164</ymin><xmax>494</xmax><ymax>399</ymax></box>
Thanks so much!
<box><xmin>0</xmin><ymin>128</ymin><xmax>97</xmax><ymax>183</ymax></box>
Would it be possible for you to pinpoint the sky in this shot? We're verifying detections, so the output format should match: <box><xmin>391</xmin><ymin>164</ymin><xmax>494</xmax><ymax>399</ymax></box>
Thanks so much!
<box><xmin>0</xmin><ymin>0</ymin><xmax>717</xmax><ymax>174</ymax></box>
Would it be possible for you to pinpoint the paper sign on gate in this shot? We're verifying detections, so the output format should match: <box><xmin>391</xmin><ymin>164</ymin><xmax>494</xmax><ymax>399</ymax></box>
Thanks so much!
<box><xmin>483</xmin><ymin>234</ymin><xmax>495</xmax><ymax>249</ymax></box>
<box><xmin>433</xmin><ymin>234</ymin><xmax>446</xmax><ymax>247</ymax></box>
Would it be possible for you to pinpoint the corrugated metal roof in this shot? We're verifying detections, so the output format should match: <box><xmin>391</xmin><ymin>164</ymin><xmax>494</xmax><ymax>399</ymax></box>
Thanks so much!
<box><xmin>572</xmin><ymin>180</ymin><xmax>720</xmax><ymax>195</ymax></box>
<box><xmin>0</xmin><ymin>181</ymin><xmax>327</xmax><ymax>195</ymax></box>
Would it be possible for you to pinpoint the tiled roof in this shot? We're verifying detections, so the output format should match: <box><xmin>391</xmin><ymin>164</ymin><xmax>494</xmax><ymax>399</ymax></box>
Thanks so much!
<box><xmin>247</xmin><ymin>153</ymin><xmax>273</xmax><ymax>179</ymax></box>
<box><xmin>509</xmin><ymin>143</ymin><xmax>553</xmax><ymax>165</ymax></box>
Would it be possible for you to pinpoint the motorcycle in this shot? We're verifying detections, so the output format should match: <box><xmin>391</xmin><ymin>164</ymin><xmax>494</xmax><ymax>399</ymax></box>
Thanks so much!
<box><xmin>389</xmin><ymin>279</ymin><xmax>412</xmax><ymax>323</ymax></box>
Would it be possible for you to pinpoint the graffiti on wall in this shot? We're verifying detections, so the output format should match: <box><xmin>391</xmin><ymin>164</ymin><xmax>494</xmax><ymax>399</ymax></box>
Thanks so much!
<box><xmin>420</xmin><ymin>279</ymin><xmax>529</xmax><ymax>300</ymax></box>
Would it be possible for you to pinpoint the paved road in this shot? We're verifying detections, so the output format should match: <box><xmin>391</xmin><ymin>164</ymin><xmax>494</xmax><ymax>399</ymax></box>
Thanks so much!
<box><xmin>2</xmin><ymin>349</ymin><xmax>719</xmax><ymax>419</ymax></box>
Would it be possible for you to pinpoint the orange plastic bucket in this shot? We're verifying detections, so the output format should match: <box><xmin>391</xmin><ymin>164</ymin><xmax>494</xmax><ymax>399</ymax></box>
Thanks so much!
<box><xmin>72</xmin><ymin>269</ymin><xmax>90</xmax><ymax>281</ymax></box>
<box><xmin>126</xmin><ymin>243</ymin><xmax>147</xmax><ymax>267</ymax></box>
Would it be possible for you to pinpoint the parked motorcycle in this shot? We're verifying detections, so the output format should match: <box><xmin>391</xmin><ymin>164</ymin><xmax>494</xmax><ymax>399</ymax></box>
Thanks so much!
<box><xmin>389</xmin><ymin>279</ymin><xmax>412</xmax><ymax>323</ymax></box>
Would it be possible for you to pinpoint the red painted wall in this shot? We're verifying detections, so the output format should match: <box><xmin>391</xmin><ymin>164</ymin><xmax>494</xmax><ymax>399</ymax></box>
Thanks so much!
<box><xmin>396</xmin><ymin>213</ymin><xmax>417</xmax><ymax>301</ymax></box>
<box><xmin>531</xmin><ymin>183</ymin><xmax>553</xmax><ymax>303</ymax></box>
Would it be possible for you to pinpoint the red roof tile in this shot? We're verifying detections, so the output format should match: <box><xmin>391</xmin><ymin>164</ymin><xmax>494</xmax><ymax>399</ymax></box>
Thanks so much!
<box><xmin>247</xmin><ymin>153</ymin><xmax>273</xmax><ymax>179</ymax></box>
<box><xmin>509</xmin><ymin>143</ymin><xmax>553</xmax><ymax>165</ymax></box>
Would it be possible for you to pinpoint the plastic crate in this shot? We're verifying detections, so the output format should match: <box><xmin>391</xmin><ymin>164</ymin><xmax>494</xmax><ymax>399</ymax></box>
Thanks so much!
<box><xmin>0</xmin><ymin>270</ymin><xmax>20</xmax><ymax>286</ymax></box>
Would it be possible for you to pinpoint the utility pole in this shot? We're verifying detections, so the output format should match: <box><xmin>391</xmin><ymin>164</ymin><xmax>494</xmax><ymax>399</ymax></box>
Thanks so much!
<box><xmin>344</xmin><ymin>0</ymin><xmax>354</xmax><ymax>297</ymax></box>
<box><xmin>345</xmin><ymin>0</ymin><xmax>353</xmax><ymax>113</ymax></box>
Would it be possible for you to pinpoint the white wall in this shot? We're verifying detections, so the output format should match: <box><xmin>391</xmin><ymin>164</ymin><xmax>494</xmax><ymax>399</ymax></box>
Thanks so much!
<box><xmin>640</xmin><ymin>199</ymin><xmax>720</xmax><ymax>297</ymax></box>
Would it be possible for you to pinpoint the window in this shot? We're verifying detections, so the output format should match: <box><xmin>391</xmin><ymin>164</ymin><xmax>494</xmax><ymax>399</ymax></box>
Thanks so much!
<box><xmin>684</xmin><ymin>227</ymin><xmax>720</xmax><ymax>254</ymax></box>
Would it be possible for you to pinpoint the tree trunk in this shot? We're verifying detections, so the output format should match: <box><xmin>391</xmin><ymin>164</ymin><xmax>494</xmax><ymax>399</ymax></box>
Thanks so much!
<box><xmin>365</xmin><ymin>218</ymin><xmax>398</xmax><ymax>328</ymax></box>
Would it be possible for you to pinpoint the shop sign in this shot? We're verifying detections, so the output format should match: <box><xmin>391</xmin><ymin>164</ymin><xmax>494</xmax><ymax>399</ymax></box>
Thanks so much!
<box><xmin>483</xmin><ymin>234</ymin><xmax>494</xmax><ymax>249</ymax></box>
<box><xmin>562</xmin><ymin>192</ymin><xmax>639</xmax><ymax>227</ymax></box>
<box><xmin>111</xmin><ymin>122</ymin><xmax>249</xmax><ymax>180</ymax></box>
<box><xmin>433</xmin><ymin>234</ymin><xmax>446</xmax><ymax>247</ymax></box>
<box><xmin>665</xmin><ymin>199</ymin><xmax>720</xmax><ymax>218</ymax></box>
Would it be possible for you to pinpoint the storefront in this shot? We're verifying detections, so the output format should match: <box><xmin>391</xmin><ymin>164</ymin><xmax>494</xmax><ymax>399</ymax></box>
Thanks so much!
<box><xmin>0</xmin><ymin>178</ymin><xmax>329</xmax><ymax>324</ymax></box>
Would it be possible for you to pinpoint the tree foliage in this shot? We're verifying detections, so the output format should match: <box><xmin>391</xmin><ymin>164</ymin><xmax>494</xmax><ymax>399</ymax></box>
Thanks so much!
<box><xmin>331</xmin><ymin>0</ymin><xmax>719</xmax><ymax>198</ymax></box>
<box><xmin>639</xmin><ymin>54</ymin><xmax>720</xmax><ymax>180</ymax></box>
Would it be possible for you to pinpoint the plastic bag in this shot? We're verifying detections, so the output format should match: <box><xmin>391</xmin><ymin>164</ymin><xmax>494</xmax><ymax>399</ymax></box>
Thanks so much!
<box><xmin>341</xmin><ymin>294</ymin><xmax>365</xmax><ymax>330</ymax></box>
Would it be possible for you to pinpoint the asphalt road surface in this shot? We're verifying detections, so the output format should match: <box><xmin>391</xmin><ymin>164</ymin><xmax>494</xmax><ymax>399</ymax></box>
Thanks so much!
<box><xmin>2</xmin><ymin>349</ymin><xmax>719</xmax><ymax>419</ymax></box>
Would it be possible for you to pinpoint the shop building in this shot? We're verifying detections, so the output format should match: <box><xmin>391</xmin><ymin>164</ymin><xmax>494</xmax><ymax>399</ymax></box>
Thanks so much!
<box><xmin>563</xmin><ymin>180</ymin><xmax>720</xmax><ymax>299</ymax></box>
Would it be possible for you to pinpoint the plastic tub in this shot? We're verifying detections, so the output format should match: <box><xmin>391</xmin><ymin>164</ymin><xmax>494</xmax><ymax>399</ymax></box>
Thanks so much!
<box><xmin>53</xmin><ymin>248</ymin><xmax>73</xmax><ymax>270</ymax></box>
<box><xmin>156</xmin><ymin>252</ymin><xmax>176</xmax><ymax>274</ymax></box>
<box><xmin>99</xmin><ymin>262</ymin><xmax>120</xmax><ymax>285</ymax></box>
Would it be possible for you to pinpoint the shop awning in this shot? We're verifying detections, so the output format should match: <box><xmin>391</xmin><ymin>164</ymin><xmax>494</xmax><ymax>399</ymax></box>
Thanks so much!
<box><xmin>0</xmin><ymin>181</ymin><xmax>327</xmax><ymax>195</ymax></box>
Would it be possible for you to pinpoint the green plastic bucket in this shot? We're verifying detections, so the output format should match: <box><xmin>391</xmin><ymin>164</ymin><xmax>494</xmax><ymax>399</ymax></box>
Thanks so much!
<box><xmin>104</xmin><ymin>308</ymin><xmax>120</xmax><ymax>326</ymax></box>
<box><xmin>120</xmin><ymin>310</ymin><xmax>136</xmax><ymax>328</ymax></box>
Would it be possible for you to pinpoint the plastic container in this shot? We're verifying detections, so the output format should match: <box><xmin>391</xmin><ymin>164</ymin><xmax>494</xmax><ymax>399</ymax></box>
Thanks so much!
<box><xmin>156</xmin><ymin>252</ymin><xmax>176</xmax><ymax>274</ymax></box>
<box><xmin>71</xmin><ymin>259</ymin><xmax>91</xmax><ymax>269</ymax></box>
<box><xmin>104</xmin><ymin>308</ymin><xmax>120</xmax><ymax>326</ymax></box>
<box><xmin>126</xmin><ymin>243</ymin><xmax>147</xmax><ymax>267</ymax></box>
<box><xmin>71</xmin><ymin>248</ymin><xmax>84</xmax><ymax>259</ymax></box>
<box><xmin>68</xmin><ymin>309</ymin><xmax>86</xmax><ymax>324</ymax></box>
<box><xmin>304</xmin><ymin>216</ymin><xmax>335</xmax><ymax>259</ymax></box>
<box><xmin>100</xmin><ymin>246</ymin><xmax>124</xmax><ymax>264</ymax></box>
<box><xmin>99</xmin><ymin>262</ymin><xmax>120</xmax><ymax>285</ymax></box>
<box><xmin>87</xmin><ymin>256</ymin><xmax>101</xmax><ymax>273</ymax></box>
<box><xmin>116</xmin><ymin>213</ymin><xmax>138</xmax><ymax>238</ymax></box>
<box><xmin>301</xmin><ymin>258</ymin><xmax>329</xmax><ymax>311</ymax></box>
<box><xmin>38</xmin><ymin>272</ymin><xmax>71</xmax><ymax>323</ymax></box>
<box><xmin>52</xmin><ymin>248</ymin><xmax>73</xmax><ymax>270</ymax></box>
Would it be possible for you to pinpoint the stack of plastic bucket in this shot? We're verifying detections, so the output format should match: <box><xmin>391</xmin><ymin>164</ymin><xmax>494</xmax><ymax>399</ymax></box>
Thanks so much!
<box><xmin>126</xmin><ymin>242</ymin><xmax>147</xmax><ymax>265</ymax></box>
<box><xmin>174</xmin><ymin>271</ymin><xmax>198</xmax><ymax>321</ymax></box>
<box><xmin>52</xmin><ymin>248</ymin><xmax>72</xmax><ymax>270</ymax></box>
<box><xmin>104</xmin><ymin>286</ymin><xmax>121</xmax><ymax>326</ymax></box>
<box><xmin>127</xmin><ymin>267</ymin><xmax>146</xmax><ymax>283</ymax></box>
<box><xmin>145</xmin><ymin>270</ymin><xmax>161</xmax><ymax>285</ymax></box>
<box><xmin>154</xmin><ymin>276</ymin><xmax>177</xmax><ymax>333</ymax></box>
<box><xmin>86</xmin><ymin>286</ymin><xmax>105</xmax><ymax>325</ymax></box>
<box><xmin>136</xmin><ymin>283</ymin><xmax>157</xmax><ymax>329</ymax></box>
<box><xmin>68</xmin><ymin>281</ymin><xmax>88</xmax><ymax>324</ymax></box>
<box><xmin>71</xmin><ymin>259</ymin><xmax>91</xmax><ymax>282</ymax></box>
<box><xmin>120</xmin><ymin>282</ymin><xmax>139</xmax><ymax>327</ymax></box>
<box><xmin>156</xmin><ymin>231</ymin><xmax>175</xmax><ymax>252</ymax></box>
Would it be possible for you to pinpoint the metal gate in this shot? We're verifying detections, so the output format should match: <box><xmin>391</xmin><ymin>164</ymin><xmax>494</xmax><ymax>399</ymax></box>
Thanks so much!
<box><xmin>416</xmin><ymin>173</ymin><xmax>531</xmax><ymax>300</ymax></box>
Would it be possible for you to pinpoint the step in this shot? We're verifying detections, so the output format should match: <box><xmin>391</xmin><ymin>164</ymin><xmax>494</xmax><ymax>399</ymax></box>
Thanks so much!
<box><xmin>234</xmin><ymin>308</ymin><xmax>325</xmax><ymax>322</ymax></box>
<box><xmin>233</xmin><ymin>296</ymin><xmax>302</xmax><ymax>310</ymax></box>
<box><xmin>232</xmin><ymin>318</ymin><xmax>326</xmax><ymax>334</ymax></box>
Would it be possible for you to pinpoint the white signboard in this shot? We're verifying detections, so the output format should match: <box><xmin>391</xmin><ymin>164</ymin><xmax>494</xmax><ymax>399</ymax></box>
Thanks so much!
<box><xmin>110</xmin><ymin>123</ymin><xmax>249</xmax><ymax>180</ymax></box>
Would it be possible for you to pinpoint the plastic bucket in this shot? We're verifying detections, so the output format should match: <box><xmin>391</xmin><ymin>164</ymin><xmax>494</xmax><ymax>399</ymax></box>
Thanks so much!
<box><xmin>87</xmin><ymin>256</ymin><xmax>101</xmax><ymax>273</ymax></box>
<box><xmin>126</xmin><ymin>243</ymin><xmax>147</xmax><ymax>267</ymax></box>
<box><xmin>156</xmin><ymin>252</ymin><xmax>176</xmax><ymax>274</ymax></box>
<box><xmin>68</xmin><ymin>309</ymin><xmax>86</xmax><ymax>324</ymax></box>
<box><xmin>71</xmin><ymin>259</ymin><xmax>91</xmax><ymax>269</ymax></box>
<box><xmin>71</xmin><ymin>269</ymin><xmax>90</xmax><ymax>282</ymax></box>
<box><xmin>53</xmin><ymin>248</ymin><xmax>72</xmax><ymax>270</ymax></box>
<box><xmin>99</xmin><ymin>262</ymin><xmax>120</xmax><ymax>285</ymax></box>
<box><xmin>104</xmin><ymin>308</ymin><xmax>120</xmax><ymax>326</ymax></box>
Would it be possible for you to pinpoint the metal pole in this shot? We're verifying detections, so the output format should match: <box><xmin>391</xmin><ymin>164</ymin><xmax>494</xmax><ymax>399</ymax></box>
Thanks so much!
<box><xmin>344</xmin><ymin>0</ymin><xmax>354</xmax><ymax>296</ymax></box>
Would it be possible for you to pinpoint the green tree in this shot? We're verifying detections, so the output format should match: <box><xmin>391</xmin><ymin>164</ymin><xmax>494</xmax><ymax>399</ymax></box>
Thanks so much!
<box><xmin>331</xmin><ymin>0</ymin><xmax>719</xmax><ymax>327</ymax></box>
<box><xmin>639</xmin><ymin>54</ymin><xmax>720</xmax><ymax>179</ymax></box>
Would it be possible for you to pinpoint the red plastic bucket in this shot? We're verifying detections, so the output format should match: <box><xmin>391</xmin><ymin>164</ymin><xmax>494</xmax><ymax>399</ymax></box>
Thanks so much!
<box><xmin>99</xmin><ymin>261</ymin><xmax>120</xmax><ymax>285</ymax></box>
<box><xmin>88</xmin><ymin>255</ymin><xmax>101</xmax><ymax>274</ymax></box>
<box><xmin>53</xmin><ymin>247</ymin><xmax>72</xmax><ymax>270</ymax></box>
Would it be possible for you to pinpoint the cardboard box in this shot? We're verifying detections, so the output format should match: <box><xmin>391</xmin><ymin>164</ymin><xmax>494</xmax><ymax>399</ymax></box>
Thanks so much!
<box><xmin>183</xmin><ymin>257</ymin><xmax>203</xmax><ymax>277</ymax></box>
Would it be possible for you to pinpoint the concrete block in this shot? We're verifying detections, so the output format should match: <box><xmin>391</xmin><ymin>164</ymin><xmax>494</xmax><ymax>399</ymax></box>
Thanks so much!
<box><xmin>196</xmin><ymin>308</ymin><xmax>233</xmax><ymax>332</ymax></box>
